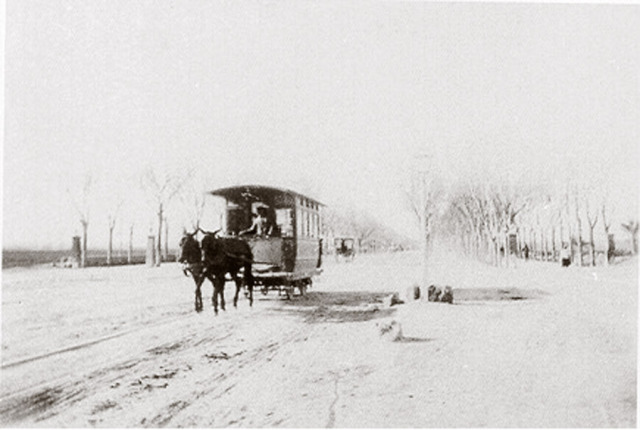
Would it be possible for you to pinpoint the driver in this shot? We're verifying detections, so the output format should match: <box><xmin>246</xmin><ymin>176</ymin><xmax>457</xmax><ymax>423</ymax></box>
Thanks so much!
<box><xmin>239</xmin><ymin>206</ymin><xmax>273</xmax><ymax>236</ymax></box>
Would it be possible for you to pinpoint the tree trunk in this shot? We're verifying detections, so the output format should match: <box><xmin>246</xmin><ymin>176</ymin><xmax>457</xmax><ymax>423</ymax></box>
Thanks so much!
<box><xmin>107</xmin><ymin>226</ymin><xmax>114</xmax><ymax>265</ymax></box>
<box><xmin>164</xmin><ymin>218</ymin><xmax>169</xmax><ymax>261</ymax></box>
<box><xmin>156</xmin><ymin>203</ymin><xmax>163</xmax><ymax>267</ymax></box>
<box><xmin>575</xmin><ymin>210</ymin><xmax>583</xmax><ymax>267</ymax></box>
<box><xmin>559</xmin><ymin>218</ymin><xmax>566</xmax><ymax>262</ymax></box>
<box><xmin>567</xmin><ymin>222</ymin><xmax>574</xmax><ymax>265</ymax></box>
<box><xmin>529</xmin><ymin>227</ymin><xmax>535</xmax><ymax>260</ymax></box>
<box><xmin>589</xmin><ymin>226</ymin><xmax>596</xmax><ymax>266</ymax></box>
<box><xmin>551</xmin><ymin>226</ymin><xmax>557</xmax><ymax>262</ymax></box>
<box><xmin>81</xmin><ymin>221</ymin><xmax>88</xmax><ymax>268</ymax></box>
<box><xmin>128</xmin><ymin>225</ymin><xmax>134</xmax><ymax>264</ymax></box>
<box><xmin>603</xmin><ymin>228</ymin><xmax>610</xmax><ymax>266</ymax></box>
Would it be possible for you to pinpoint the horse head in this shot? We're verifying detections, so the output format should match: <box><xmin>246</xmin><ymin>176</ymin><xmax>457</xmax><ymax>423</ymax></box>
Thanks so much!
<box><xmin>178</xmin><ymin>230</ymin><xmax>202</xmax><ymax>275</ymax></box>
<box><xmin>200</xmin><ymin>229</ymin><xmax>225</xmax><ymax>266</ymax></box>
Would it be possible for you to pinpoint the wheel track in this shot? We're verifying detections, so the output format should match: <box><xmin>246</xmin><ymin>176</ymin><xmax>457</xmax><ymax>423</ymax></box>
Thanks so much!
<box><xmin>2</xmin><ymin>309</ymin><xmax>193</xmax><ymax>370</ymax></box>
<box><xmin>2</xmin><ymin>304</ymin><xmax>302</xmax><ymax>427</ymax></box>
<box><xmin>149</xmin><ymin>329</ymin><xmax>306</xmax><ymax>427</ymax></box>
<box><xmin>0</xmin><ymin>312</ymin><xmax>232</xmax><ymax>425</ymax></box>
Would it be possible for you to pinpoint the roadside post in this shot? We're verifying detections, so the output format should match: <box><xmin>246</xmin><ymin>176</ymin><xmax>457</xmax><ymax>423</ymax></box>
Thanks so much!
<box><xmin>413</xmin><ymin>152</ymin><xmax>432</xmax><ymax>292</ymax></box>
<box><xmin>146</xmin><ymin>236</ymin><xmax>155</xmax><ymax>267</ymax></box>
<box><xmin>71</xmin><ymin>236</ymin><xmax>81</xmax><ymax>266</ymax></box>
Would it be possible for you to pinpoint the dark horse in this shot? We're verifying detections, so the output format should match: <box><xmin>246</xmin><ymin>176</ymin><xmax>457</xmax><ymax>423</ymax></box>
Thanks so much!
<box><xmin>179</xmin><ymin>229</ymin><xmax>254</xmax><ymax>313</ymax></box>
<box><xmin>178</xmin><ymin>231</ymin><xmax>213</xmax><ymax>312</ymax></box>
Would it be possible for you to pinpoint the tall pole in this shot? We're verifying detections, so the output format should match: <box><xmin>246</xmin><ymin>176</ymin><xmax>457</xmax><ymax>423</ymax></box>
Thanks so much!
<box><xmin>414</xmin><ymin>152</ymin><xmax>431</xmax><ymax>290</ymax></box>
<box><xmin>420</xmin><ymin>172</ymin><xmax>429</xmax><ymax>289</ymax></box>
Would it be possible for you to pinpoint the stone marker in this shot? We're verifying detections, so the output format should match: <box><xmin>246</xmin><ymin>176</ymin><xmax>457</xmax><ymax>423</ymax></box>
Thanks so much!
<box><xmin>376</xmin><ymin>319</ymin><xmax>403</xmax><ymax>342</ymax></box>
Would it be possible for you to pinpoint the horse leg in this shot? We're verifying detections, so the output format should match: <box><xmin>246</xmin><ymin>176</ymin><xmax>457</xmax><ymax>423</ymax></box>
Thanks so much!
<box><xmin>212</xmin><ymin>276</ymin><xmax>226</xmax><ymax>315</ymax></box>
<box><xmin>209</xmin><ymin>275</ymin><xmax>216</xmax><ymax>309</ymax></box>
<box><xmin>214</xmin><ymin>274</ymin><xmax>226</xmax><ymax>311</ymax></box>
<box><xmin>232</xmin><ymin>273</ymin><xmax>243</xmax><ymax>308</ymax></box>
<box><xmin>245</xmin><ymin>262</ymin><xmax>254</xmax><ymax>307</ymax></box>
<box><xmin>211</xmin><ymin>277</ymin><xmax>219</xmax><ymax>314</ymax></box>
<box><xmin>206</xmin><ymin>274</ymin><xmax>217</xmax><ymax>311</ymax></box>
<box><xmin>194</xmin><ymin>276</ymin><xmax>204</xmax><ymax>312</ymax></box>
<box><xmin>233</xmin><ymin>275</ymin><xmax>240</xmax><ymax>308</ymax></box>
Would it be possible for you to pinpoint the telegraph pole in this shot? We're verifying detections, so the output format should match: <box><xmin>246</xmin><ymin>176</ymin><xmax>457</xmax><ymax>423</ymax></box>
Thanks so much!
<box><xmin>414</xmin><ymin>152</ymin><xmax>432</xmax><ymax>290</ymax></box>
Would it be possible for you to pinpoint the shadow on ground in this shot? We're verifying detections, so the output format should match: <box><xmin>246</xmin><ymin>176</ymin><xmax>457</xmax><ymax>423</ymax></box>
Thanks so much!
<box><xmin>453</xmin><ymin>287</ymin><xmax>550</xmax><ymax>302</ymax></box>
<box><xmin>268</xmin><ymin>291</ymin><xmax>396</xmax><ymax>324</ymax></box>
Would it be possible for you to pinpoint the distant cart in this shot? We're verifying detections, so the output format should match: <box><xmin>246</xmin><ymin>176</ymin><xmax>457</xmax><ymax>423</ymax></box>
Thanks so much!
<box><xmin>334</xmin><ymin>237</ymin><xmax>355</xmax><ymax>262</ymax></box>
<box><xmin>209</xmin><ymin>185</ymin><xmax>323</xmax><ymax>298</ymax></box>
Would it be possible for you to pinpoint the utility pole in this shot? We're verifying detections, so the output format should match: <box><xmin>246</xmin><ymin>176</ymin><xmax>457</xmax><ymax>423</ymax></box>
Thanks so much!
<box><xmin>420</xmin><ymin>177</ymin><xmax>429</xmax><ymax>289</ymax></box>
<box><xmin>414</xmin><ymin>152</ymin><xmax>432</xmax><ymax>290</ymax></box>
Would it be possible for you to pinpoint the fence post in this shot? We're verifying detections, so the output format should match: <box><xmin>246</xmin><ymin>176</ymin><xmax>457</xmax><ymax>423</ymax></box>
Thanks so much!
<box><xmin>71</xmin><ymin>236</ymin><xmax>81</xmax><ymax>267</ymax></box>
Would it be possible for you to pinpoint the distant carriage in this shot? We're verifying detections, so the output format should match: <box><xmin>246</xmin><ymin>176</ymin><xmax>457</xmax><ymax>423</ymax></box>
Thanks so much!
<box><xmin>209</xmin><ymin>185</ymin><xmax>323</xmax><ymax>298</ymax></box>
<box><xmin>334</xmin><ymin>237</ymin><xmax>355</xmax><ymax>261</ymax></box>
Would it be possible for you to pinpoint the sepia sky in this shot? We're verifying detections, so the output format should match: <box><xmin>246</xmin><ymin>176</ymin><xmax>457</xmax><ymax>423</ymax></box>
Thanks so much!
<box><xmin>3</xmin><ymin>1</ymin><xmax>639</xmax><ymax>249</ymax></box>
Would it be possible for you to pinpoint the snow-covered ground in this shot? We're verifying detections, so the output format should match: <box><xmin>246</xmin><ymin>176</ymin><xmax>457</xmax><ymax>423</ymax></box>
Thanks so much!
<box><xmin>1</xmin><ymin>251</ymin><xmax>636</xmax><ymax>427</ymax></box>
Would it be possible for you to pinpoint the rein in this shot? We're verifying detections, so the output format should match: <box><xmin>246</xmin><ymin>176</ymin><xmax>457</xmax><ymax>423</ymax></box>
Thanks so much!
<box><xmin>195</xmin><ymin>228</ymin><xmax>273</xmax><ymax>265</ymax></box>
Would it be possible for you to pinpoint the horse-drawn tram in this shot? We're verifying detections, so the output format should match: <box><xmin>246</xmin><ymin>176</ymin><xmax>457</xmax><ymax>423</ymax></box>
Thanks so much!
<box><xmin>209</xmin><ymin>185</ymin><xmax>323</xmax><ymax>298</ymax></box>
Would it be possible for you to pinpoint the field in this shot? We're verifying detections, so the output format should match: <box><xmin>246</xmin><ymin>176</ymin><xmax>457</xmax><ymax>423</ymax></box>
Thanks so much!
<box><xmin>0</xmin><ymin>250</ymin><xmax>637</xmax><ymax>427</ymax></box>
<box><xmin>2</xmin><ymin>249</ymin><xmax>152</xmax><ymax>269</ymax></box>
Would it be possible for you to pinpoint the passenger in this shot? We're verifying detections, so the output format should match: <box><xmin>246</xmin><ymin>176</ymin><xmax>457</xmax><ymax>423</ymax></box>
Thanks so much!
<box><xmin>239</xmin><ymin>206</ymin><xmax>273</xmax><ymax>237</ymax></box>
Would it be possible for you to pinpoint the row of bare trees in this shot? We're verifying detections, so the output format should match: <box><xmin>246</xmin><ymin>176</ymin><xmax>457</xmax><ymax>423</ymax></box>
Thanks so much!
<box><xmin>66</xmin><ymin>168</ymin><xmax>193</xmax><ymax>268</ymax></box>
<box><xmin>441</xmin><ymin>181</ymin><xmax>527</xmax><ymax>267</ymax></box>
<box><xmin>435</xmin><ymin>180</ymin><xmax>637</xmax><ymax>267</ymax></box>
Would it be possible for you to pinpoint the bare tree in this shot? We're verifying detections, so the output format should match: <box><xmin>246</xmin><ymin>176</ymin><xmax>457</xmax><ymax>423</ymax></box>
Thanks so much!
<box><xmin>584</xmin><ymin>198</ymin><xmax>599</xmax><ymax>266</ymax></box>
<box><xmin>179</xmin><ymin>176</ymin><xmax>208</xmax><ymax>232</ymax></box>
<box><xmin>141</xmin><ymin>168</ymin><xmax>190</xmax><ymax>267</ymax></box>
<box><xmin>348</xmin><ymin>212</ymin><xmax>377</xmax><ymax>253</ymax></box>
<box><xmin>67</xmin><ymin>174</ymin><xmax>93</xmax><ymax>268</ymax></box>
<box><xmin>164</xmin><ymin>215</ymin><xmax>169</xmax><ymax>261</ymax></box>
<box><xmin>562</xmin><ymin>186</ymin><xmax>574</xmax><ymax>263</ymax></box>
<box><xmin>407</xmin><ymin>166</ymin><xmax>447</xmax><ymax>258</ymax></box>
<box><xmin>601</xmin><ymin>201</ymin><xmax>612</xmax><ymax>265</ymax></box>
<box><xmin>574</xmin><ymin>190</ymin><xmax>584</xmax><ymax>266</ymax></box>
<box><xmin>106</xmin><ymin>199</ymin><xmax>123</xmax><ymax>266</ymax></box>
<box><xmin>447</xmin><ymin>184</ymin><xmax>494</xmax><ymax>263</ymax></box>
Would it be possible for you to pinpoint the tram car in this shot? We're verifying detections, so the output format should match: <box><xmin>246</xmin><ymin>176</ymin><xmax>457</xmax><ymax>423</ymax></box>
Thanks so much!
<box><xmin>209</xmin><ymin>185</ymin><xmax>323</xmax><ymax>298</ymax></box>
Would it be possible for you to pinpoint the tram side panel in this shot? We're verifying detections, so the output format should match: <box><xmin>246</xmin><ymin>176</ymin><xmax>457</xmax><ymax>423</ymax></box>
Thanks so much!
<box><xmin>294</xmin><ymin>237</ymin><xmax>321</xmax><ymax>277</ymax></box>
<box><xmin>244</xmin><ymin>237</ymin><xmax>296</xmax><ymax>273</ymax></box>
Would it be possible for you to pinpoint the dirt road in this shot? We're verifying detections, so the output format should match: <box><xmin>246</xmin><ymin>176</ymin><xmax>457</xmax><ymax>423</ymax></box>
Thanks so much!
<box><xmin>1</xmin><ymin>251</ymin><xmax>636</xmax><ymax>427</ymax></box>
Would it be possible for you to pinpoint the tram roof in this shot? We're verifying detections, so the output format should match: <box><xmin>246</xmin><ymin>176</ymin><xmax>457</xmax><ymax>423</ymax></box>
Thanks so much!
<box><xmin>208</xmin><ymin>184</ymin><xmax>324</xmax><ymax>206</ymax></box>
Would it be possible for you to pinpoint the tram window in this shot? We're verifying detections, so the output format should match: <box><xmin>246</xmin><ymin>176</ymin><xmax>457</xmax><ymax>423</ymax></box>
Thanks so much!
<box><xmin>312</xmin><ymin>212</ymin><xmax>317</xmax><ymax>237</ymax></box>
<box><xmin>313</xmin><ymin>213</ymin><xmax>319</xmax><ymax>237</ymax></box>
<box><xmin>296</xmin><ymin>207</ymin><xmax>303</xmax><ymax>237</ymax></box>
<box><xmin>306</xmin><ymin>211</ymin><xmax>311</xmax><ymax>237</ymax></box>
<box><xmin>276</xmin><ymin>209</ymin><xmax>293</xmax><ymax>237</ymax></box>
